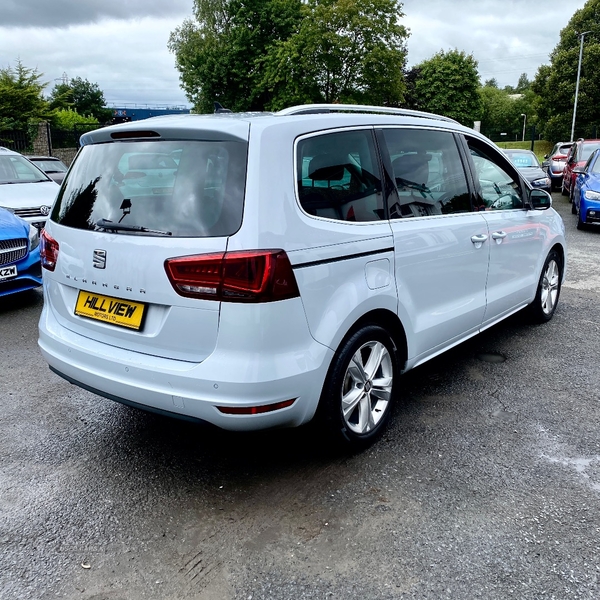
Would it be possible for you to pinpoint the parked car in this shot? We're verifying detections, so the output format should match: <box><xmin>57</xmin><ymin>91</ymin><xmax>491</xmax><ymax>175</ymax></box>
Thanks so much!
<box><xmin>0</xmin><ymin>207</ymin><xmax>42</xmax><ymax>297</ymax></box>
<box><xmin>27</xmin><ymin>156</ymin><xmax>69</xmax><ymax>184</ymax></box>
<box><xmin>0</xmin><ymin>147</ymin><xmax>60</xmax><ymax>228</ymax></box>
<box><xmin>571</xmin><ymin>147</ymin><xmax>600</xmax><ymax>230</ymax></box>
<box><xmin>502</xmin><ymin>149</ymin><xmax>551</xmax><ymax>194</ymax></box>
<box><xmin>542</xmin><ymin>141</ymin><xmax>573</xmax><ymax>191</ymax></box>
<box><xmin>562</xmin><ymin>138</ymin><xmax>600</xmax><ymax>200</ymax></box>
<box><xmin>38</xmin><ymin>104</ymin><xmax>566</xmax><ymax>448</ymax></box>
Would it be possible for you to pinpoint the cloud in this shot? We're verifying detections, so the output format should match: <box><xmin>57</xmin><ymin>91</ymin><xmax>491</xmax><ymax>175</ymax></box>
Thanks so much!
<box><xmin>2</xmin><ymin>0</ymin><xmax>192</xmax><ymax>28</ymax></box>
<box><xmin>1</xmin><ymin>16</ymin><xmax>191</xmax><ymax>106</ymax></box>
<box><xmin>401</xmin><ymin>0</ymin><xmax>586</xmax><ymax>87</ymax></box>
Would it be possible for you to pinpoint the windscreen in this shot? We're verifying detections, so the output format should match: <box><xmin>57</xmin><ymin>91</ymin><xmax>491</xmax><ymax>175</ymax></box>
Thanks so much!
<box><xmin>0</xmin><ymin>155</ymin><xmax>49</xmax><ymax>183</ymax></box>
<box><xmin>50</xmin><ymin>139</ymin><xmax>248</xmax><ymax>237</ymax></box>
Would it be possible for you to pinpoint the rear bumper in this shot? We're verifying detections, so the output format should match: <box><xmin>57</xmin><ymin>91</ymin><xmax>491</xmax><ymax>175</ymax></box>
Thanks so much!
<box><xmin>38</xmin><ymin>296</ymin><xmax>334</xmax><ymax>431</ymax></box>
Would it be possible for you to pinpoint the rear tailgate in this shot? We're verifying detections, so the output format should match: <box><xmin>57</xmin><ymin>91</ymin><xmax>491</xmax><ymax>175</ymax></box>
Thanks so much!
<box><xmin>43</xmin><ymin>222</ymin><xmax>227</xmax><ymax>363</ymax></box>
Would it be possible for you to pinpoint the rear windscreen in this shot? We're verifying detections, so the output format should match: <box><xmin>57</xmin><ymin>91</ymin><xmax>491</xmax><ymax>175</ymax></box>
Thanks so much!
<box><xmin>51</xmin><ymin>139</ymin><xmax>248</xmax><ymax>237</ymax></box>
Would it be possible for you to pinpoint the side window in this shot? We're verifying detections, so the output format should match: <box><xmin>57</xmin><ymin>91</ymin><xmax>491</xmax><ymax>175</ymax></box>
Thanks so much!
<box><xmin>467</xmin><ymin>139</ymin><xmax>524</xmax><ymax>211</ymax></box>
<box><xmin>380</xmin><ymin>128</ymin><xmax>471</xmax><ymax>218</ymax></box>
<box><xmin>296</xmin><ymin>130</ymin><xmax>384</xmax><ymax>222</ymax></box>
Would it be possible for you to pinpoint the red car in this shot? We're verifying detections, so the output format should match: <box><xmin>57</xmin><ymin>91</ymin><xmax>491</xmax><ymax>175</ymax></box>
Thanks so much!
<box><xmin>562</xmin><ymin>138</ymin><xmax>600</xmax><ymax>200</ymax></box>
<box><xmin>542</xmin><ymin>141</ymin><xmax>573</xmax><ymax>191</ymax></box>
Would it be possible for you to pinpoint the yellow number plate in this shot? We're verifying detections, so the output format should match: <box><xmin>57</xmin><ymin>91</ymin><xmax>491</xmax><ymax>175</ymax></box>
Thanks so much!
<box><xmin>75</xmin><ymin>291</ymin><xmax>146</xmax><ymax>330</ymax></box>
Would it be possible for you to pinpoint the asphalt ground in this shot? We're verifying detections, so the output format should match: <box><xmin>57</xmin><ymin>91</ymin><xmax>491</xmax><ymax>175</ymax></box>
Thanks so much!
<box><xmin>1</xmin><ymin>191</ymin><xmax>599</xmax><ymax>599</ymax></box>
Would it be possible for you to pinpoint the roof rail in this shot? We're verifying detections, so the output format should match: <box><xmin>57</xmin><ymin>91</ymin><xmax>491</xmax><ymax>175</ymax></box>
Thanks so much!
<box><xmin>276</xmin><ymin>103</ymin><xmax>459</xmax><ymax>124</ymax></box>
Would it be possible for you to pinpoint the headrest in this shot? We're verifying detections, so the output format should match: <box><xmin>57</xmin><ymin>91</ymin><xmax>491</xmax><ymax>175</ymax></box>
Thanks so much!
<box><xmin>308</xmin><ymin>153</ymin><xmax>347</xmax><ymax>181</ymax></box>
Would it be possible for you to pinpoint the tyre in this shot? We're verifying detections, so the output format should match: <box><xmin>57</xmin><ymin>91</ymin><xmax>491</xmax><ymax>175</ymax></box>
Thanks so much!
<box><xmin>561</xmin><ymin>180</ymin><xmax>569</xmax><ymax>197</ymax></box>
<box><xmin>528</xmin><ymin>250</ymin><xmax>562</xmax><ymax>323</ymax></box>
<box><xmin>317</xmin><ymin>325</ymin><xmax>400</xmax><ymax>449</ymax></box>
<box><xmin>572</xmin><ymin>199</ymin><xmax>577</xmax><ymax>214</ymax></box>
<box><xmin>577</xmin><ymin>206</ymin><xmax>586</xmax><ymax>230</ymax></box>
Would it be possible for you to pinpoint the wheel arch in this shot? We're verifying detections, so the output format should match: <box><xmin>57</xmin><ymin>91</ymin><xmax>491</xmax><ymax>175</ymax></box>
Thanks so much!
<box><xmin>334</xmin><ymin>308</ymin><xmax>408</xmax><ymax>373</ymax></box>
<box><xmin>549</xmin><ymin>242</ymin><xmax>566</xmax><ymax>281</ymax></box>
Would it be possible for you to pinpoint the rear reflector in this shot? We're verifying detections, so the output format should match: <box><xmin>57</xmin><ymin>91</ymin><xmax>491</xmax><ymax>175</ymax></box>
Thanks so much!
<box><xmin>40</xmin><ymin>229</ymin><xmax>59</xmax><ymax>271</ymax></box>
<box><xmin>164</xmin><ymin>249</ymin><xmax>300</xmax><ymax>302</ymax></box>
<box><xmin>216</xmin><ymin>399</ymin><xmax>296</xmax><ymax>415</ymax></box>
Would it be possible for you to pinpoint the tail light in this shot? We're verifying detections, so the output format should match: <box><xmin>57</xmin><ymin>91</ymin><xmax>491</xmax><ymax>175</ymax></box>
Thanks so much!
<box><xmin>164</xmin><ymin>249</ymin><xmax>300</xmax><ymax>302</ymax></box>
<box><xmin>40</xmin><ymin>229</ymin><xmax>59</xmax><ymax>271</ymax></box>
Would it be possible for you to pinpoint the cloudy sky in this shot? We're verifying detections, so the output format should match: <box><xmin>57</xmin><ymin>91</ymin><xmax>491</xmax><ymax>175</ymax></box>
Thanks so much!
<box><xmin>0</xmin><ymin>0</ymin><xmax>588</xmax><ymax>109</ymax></box>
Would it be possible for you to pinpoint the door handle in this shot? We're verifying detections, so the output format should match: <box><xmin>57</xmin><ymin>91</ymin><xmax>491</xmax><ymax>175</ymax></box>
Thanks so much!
<box><xmin>491</xmin><ymin>230</ymin><xmax>507</xmax><ymax>244</ymax></box>
<box><xmin>470</xmin><ymin>233</ymin><xmax>488</xmax><ymax>249</ymax></box>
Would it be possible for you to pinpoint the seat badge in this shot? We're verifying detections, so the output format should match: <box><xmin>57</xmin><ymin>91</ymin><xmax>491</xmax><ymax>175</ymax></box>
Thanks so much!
<box><xmin>93</xmin><ymin>249</ymin><xmax>107</xmax><ymax>269</ymax></box>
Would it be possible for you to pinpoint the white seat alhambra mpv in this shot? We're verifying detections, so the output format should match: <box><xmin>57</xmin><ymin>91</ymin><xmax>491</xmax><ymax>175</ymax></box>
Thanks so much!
<box><xmin>38</xmin><ymin>104</ymin><xmax>566</xmax><ymax>448</ymax></box>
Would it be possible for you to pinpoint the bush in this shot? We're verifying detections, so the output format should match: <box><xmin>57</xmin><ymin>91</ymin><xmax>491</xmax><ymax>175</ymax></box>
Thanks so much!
<box><xmin>51</xmin><ymin>108</ymin><xmax>98</xmax><ymax>129</ymax></box>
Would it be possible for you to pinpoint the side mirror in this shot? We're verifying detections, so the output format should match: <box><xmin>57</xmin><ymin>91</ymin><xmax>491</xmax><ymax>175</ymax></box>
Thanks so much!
<box><xmin>529</xmin><ymin>189</ymin><xmax>552</xmax><ymax>210</ymax></box>
<box><xmin>544</xmin><ymin>154</ymin><xmax>549</xmax><ymax>159</ymax></box>
<box><xmin>573</xmin><ymin>166</ymin><xmax>585</xmax><ymax>174</ymax></box>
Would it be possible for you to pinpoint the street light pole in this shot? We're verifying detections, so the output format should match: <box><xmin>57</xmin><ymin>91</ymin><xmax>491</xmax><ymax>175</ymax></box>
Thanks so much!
<box><xmin>571</xmin><ymin>31</ymin><xmax>590</xmax><ymax>142</ymax></box>
<box><xmin>521</xmin><ymin>113</ymin><xmax>527</xmax><ymax>142</ymax></box>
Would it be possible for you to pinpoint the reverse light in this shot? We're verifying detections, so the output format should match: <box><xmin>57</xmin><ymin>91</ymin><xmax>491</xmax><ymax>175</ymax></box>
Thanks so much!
<box><xmin>216</xmin><ymin>399</ymin><xmax>296</xmax><ymax>415</ymax></box>
<box><xmin>40</xmin><ymin>229</ymin><xmax>59</xmax><ymax>271</ymax></box>
<box><xmin>164</xmin><ymin>249</ymin><xmax>300</xmax><ymax>302</ymax></box>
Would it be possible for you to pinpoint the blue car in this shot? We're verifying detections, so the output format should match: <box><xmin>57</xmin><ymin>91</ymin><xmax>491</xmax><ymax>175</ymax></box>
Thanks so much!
<box><xmin>572</xmin><ymin>148</ymin><xmax>600</xmax><ymax>230</ymax></box>
<box><xmin>0</xmin><ymin>208</ymin><xmax>42</xmax><ymax>297</ymax></box>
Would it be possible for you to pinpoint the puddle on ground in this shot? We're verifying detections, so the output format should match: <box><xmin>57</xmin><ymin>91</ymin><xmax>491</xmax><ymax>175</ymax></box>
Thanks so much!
<box><xmin>491</xmin><ymin>408</ymin><xmax>518</xmax><ymax>422</ymax></box>
<box><xmin>477</xmin><ymin>352</ymin><xmax>507</xmax><ymax>364</ymax></box>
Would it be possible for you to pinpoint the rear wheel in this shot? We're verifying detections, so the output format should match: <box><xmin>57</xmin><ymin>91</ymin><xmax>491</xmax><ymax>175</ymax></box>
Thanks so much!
<box><xmin>528</xmin><ymin>250</ymin><xmax>562</xmax><ymax>323</ymax></box>
<box><xmin>317</xmin><ymin>325</ymin><xmax>400</xmax><ymax>449</ymax></box>
<box><xmin>561</xmin><ymin>180</ymin><xmax>569</xmax><ymax>197</ymax></box>
<box><xmin>572</xmin><ymin>198</ymin><xmax>577</xmax><ymax>214</ymax></box>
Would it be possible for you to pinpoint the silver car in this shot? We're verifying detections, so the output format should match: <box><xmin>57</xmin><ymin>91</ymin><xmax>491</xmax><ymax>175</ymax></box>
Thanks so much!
<box><xmin>0</xmin><ymin>147</ymin><xmax>59</xmax><ymax>228</ymax></box>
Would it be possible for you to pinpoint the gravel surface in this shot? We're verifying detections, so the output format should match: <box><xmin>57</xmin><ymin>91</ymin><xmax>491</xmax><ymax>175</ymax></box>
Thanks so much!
<box><xmin>1</xmin><ymin>192</ymin><xmax>599</xmax><ymax>599</ymax></box>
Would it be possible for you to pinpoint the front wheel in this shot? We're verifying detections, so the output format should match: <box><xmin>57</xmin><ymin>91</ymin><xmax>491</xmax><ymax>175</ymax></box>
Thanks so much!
<box><xmin>317</xmin><ymin>325</ymin><xmax>400</xmax><ymax>449</ymax></box>
<box><xmin>528</xmin><ymin>250</ymin><xmax>562</xmax><ymax>323</ymax></box>
<box><xmin>577</xmin><ymin>206</ymin><xmax>586</xmax><ymax>230</ymax></box>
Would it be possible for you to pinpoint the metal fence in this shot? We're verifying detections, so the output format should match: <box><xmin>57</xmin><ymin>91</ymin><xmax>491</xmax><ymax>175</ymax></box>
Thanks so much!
<box><xmin>0</xmin><ymin>123</ymin><xmax>102</xmax><ymax>156</ymax></box>
<box><xmin>0</xmin><ymin>129</ymin><xmax>34</xmax><ymax>153</ymax></box>
<box><xmin>49</xmin><ymin>124</ymin><xmax>102</xmax><ymax>149</ymax></box>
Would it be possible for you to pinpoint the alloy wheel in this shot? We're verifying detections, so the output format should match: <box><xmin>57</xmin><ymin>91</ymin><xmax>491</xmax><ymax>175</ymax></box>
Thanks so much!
<box><xmin>540</xmin><ymin>259</ymin><xmax>560</xmax><ymax>316</ymax></box>
<box><xmin>341</xmin><ymin>341</ymin><xmax>393</xmax><ymax>435</ymax></box>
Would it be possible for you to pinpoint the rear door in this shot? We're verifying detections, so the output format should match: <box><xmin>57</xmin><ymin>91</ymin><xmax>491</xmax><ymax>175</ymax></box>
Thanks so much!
<box><xmin>377</xmin><ymin>127</ymin><xmax>489</xmax><ymax>364</ymax></box>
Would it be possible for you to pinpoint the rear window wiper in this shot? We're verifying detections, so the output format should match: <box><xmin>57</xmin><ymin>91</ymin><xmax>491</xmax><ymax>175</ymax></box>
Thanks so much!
<box><xmin>95</xmin><ymin>218</ymin><xmax>172</xmax><ymax>236</ymax></box>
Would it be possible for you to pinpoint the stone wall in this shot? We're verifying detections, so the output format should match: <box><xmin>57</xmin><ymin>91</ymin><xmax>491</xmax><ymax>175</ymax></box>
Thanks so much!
<box><xmin>51</xmin><ymin>147</ymin><xmax>79</xmax><ymax>166</ymax></box>
<box><xmin>24</xmin><ymin>122</ymin><xmax>79</xmax><ymax>166</ymax></box>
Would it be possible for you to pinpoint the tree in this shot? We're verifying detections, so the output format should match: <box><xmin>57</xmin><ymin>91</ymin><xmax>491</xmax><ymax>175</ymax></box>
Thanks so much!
<box><xmin>49</xmin><ymin>77</ymin><xmax>112</xmax><ymax>123</ymax></box>
<box><xmin>478</xmin><ymin>85</ymin><xmax>537</xmax><ymax>141</ymax></box>
<box><xmin>412</xmin><ymin>49</ymin><xmax>482</xmax><ymax>126</ymax></box>
<box><xmin>0</xmin><ymin>60</ymin><xmax>50</xmax><ymax>129</ymax></box>
<box><xmin>169</xmin><ymin>0</ymin><xmax>408</xmax><ymax>113</ymax></box>
<box><xmin>169</xmin><ymin>0</ymin><xmax>304</xmax><ymax>113</ymax></box>
<box><xmin>262</xmin><ymin>0</ymin><xmax>408</xmax><ymax>109</ymax></box>
<box><xmin>532</xmin><ymin>0</ymin><xmax>600</xmax><ymax>141</ymax></box>
<box><xmin>515</xmin><ymin>73</ymin><xmax>531</xmax><ymax>93</ymax></box>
